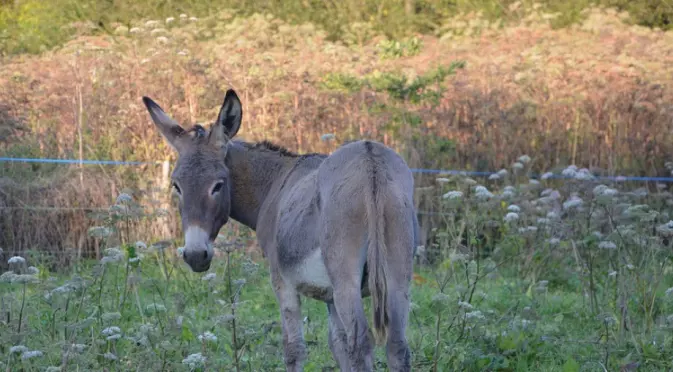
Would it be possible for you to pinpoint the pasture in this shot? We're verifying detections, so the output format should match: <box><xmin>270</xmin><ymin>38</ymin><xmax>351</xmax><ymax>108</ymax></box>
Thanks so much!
<box><xmin>2</xmin><ymin>170</ymin><xmax>673</xmax><ymax>371</ymax></box>
<box><xmin>1</xmin><ymin>1</ymin><xmax>673</xmax><ymax>371</ymax></box>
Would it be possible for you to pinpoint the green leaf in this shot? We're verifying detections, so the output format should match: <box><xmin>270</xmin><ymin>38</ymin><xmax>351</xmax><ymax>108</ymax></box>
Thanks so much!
<box><xmin>562</xmin><ymin>357</ymin><xmax>580</xmax><ymax>372</ymax></box>
<box><xmin>181</xmin><ymin>324</ymin><xmax>194</xmax><ymax>342</ymax></box>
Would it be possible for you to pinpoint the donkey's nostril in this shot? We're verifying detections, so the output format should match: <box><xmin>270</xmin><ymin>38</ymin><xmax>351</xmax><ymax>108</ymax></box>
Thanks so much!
<box><xmin>203</xmin><ymin>250</ymin><xmax>208</xmax><ymax>260</ymax></box>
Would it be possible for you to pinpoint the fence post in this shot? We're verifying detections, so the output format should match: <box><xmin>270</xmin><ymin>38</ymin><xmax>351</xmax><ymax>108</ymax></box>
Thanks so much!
<box><xmin>162</xmin><ymin>160</ymin><xmax>170</xmax><ymax>188</ymax></box>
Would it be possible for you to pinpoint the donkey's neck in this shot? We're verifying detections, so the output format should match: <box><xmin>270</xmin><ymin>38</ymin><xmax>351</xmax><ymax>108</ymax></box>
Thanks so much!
<box><xmin>224</xmin><ymin>141</ymin><xmax>297</xmax><ymax>230</ymax></box>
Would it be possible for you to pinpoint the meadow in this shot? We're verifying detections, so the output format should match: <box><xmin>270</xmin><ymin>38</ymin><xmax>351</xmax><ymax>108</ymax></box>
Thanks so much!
<box><xmin>2</xmin><ymin>167</ymin><xmax>673</xmax><ymax>371</ymax></box>
<box><xmin>1</xmin><ymin>1</ymin><xmax>673</xmax><ymax>371</ymax></box>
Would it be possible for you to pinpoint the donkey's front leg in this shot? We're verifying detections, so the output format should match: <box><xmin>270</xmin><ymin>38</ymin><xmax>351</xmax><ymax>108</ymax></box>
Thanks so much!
<box><xmin>272</xmin><ymin>273</ymin><xmax>306</xmax><ymax>372</ymax></box>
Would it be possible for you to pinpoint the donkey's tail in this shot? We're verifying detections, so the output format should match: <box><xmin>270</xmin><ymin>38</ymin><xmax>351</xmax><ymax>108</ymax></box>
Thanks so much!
<box><xmin>364</xmin><ymin>168</ymin><xmax>389</xmax><ymax>346</ymax></box>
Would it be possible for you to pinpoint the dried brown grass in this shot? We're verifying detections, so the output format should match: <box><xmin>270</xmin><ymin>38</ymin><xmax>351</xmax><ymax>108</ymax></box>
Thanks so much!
<box><xmin>1</xmin><ymin>7</ymin><xmax>673</xmax><ymax>257</ymax></box>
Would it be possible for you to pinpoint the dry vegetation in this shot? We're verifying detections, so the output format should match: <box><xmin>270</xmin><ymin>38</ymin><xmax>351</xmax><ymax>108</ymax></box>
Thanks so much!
<box><xmin>1</xmin><ymin>4</ymin><xmax>673</xmax><ymax>256</ymax></box>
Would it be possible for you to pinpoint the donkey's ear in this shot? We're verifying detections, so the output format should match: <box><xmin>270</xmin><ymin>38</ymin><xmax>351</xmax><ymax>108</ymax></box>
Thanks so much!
<box><xmin>142</xmin><ymin>96</ymin><xmax>186</xmax><ymax>152</ymax></box>
<box><xmin>210</xmin><ymin>89</ymin><xmax>242</xmax><ymax>148</ymax></box>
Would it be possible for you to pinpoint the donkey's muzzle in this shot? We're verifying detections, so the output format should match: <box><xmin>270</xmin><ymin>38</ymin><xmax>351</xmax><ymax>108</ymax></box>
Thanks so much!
<box><xmin>183</xmin><ymin>226</ymin><xmax>214</xmax><ymax>272</ymax></box>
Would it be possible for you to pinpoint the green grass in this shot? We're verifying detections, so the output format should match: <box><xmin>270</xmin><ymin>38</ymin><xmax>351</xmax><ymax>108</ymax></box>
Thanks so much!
<box><xmin>2</xmin><ymin>163</ymin><xmax>673</xmax><ymax>371</ymax></box>
<box><xmin>0</xmin><ymin>248</ymin><xmax>644</xmax><ymax>372</ymax></box>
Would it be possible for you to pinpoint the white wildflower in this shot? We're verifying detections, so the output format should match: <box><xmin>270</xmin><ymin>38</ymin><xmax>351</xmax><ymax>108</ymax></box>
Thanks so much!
<box><xmin>88</xmin><ymin>226</ymin><xmax>112</xmax><ymax>238</ymax></box>
<box><xmin>608</xmin><ymin>271</ymin><xmax>617</xmax><ymax>278</ymax></box>
<box><xmin>182</xmin><ymin>353</ymin><xmax>207</xmax><ymax>368</ymax></box>
<box><xmin>146</xmin><ymin>303</ymin><xmax>167</xmax><ymax>313</ymax></box>
<box><xmin>198</xmin><ymin>331</ymin><xmax>218</xmax><ymax>343</ymax></box>
<box><xmin>518</xmin><ymin>226</ymin><xmax>538</xmax><ymax>233</ymax></box>
<box><xmin>102</xmin><ymin>312</ymin><xmax>121</xmax><ymax>322</ymax></box>
<box><xmin>21</xmin><ymin>350</ymin><xmax>43</xmax><ymax>360</ymax></box>
<box><xmin>115</xmin><ymin>193</ymin><xmax>132</xmax><ymax>204</ymax></box>
<box><xmin>497</xmin><ymin>169</ymin><xmax>509</xmax><ymax>177</ymax></box>
<box><xmin>156</xmin><ymin>36</ymin><xmax>169</xmax><ymax>44</ymax></box>
<box><xmin>443</xmin><ymin>191</ymin><xmax>463</xmax><ymax>200</ymax></box>
<box><xmin>0</xmin><ymin>271</ymin><xmax>17</xmax><ymax>283</ymax></box>
<box><xmin>103</xmin><ymin>352</ymin><xmax>118</xmax><ymax>361</ymax></box>
<box><xmin>166</xmin><ymin>17</ymin><xmax>175</xmax><ymax>24</ymax></box>
<box><xmin>71</xmin><ymin>344</ymin><xmax>87</xmax><ymax>353</ymax></box>
<box><xmin>436</xmin><ymin>177</ymin><xmax>450</xmax><ymax>184</ymax></box>
<box><xmin>474</xmin><ymin>185</ymin><xmax>493</xmax><ymax>199</ymax></box>
<box><xmin>529</xmin><ymin>179</ymin><xmax>540</xmax><ymax>186</ymax></box>
<box><xmin>512</xmin><ymin>162</ymin><xmax>524</xmax><ymax>170</ymax></box>
<box><xmin>547</xmin><ymin>238</ymin><xmax>560</xmax><ymax>246</ymax></box>
<box><xmin>13</xmin><ymin>274</ymin><xmax>38</xmax><ymax>284</ymax></box>
<box><xmin>150</xmin><ymin>28</ymin><xmax>167</xmax><ymax>36</ymax></box>
<box><xmin>507</xmin><ymin>205</ymin><xmax>521</xmax><ymax>212</ymax></box>
<box><xmin>129</xmin><ymin>257</ymin><xmax>140</xmax><ymax>263</ymax></box>
<box><xmin>465</xmin><ymin>310</ymin><xmax>485</xmax><ymax>320</ymax></box>
<box><xmin>202</xmin><ymin>273</ymin><xmax>217</xmax><ymax>281</ymax></box>
<box><xmin>458</xmin><ymin>301</ymin><xmax>473</xmax><ymax>310</ymax></box>
<box><xmin>541</xmin><ymin>172</ymin><xmax>554</xmax><ymax>180</ymax></box>
<box><xmin>656</xmin><ymin>221</ymin><xmax>673</xmax><ymax>236</ymax></box>
<box><xmin>546</xmin><ymin>211</ymin><xmax>559</xmax><ymax>220</ymax></box>
<box><xmin>598</xmin><ymin>241</ymin><xmax>617</xmax><ymax>250</ymax></box>
<box><xmin>51</xmin><ymin>284</ymin><xmax>73</xmax><ymax>295</ymax></box>
<box><xmin>8</xmin><ymin>256</ymin><xmax>26</xmax><ymax>265</ymax></box>
<box><xmin>563</xmin><ymin>196</ymin><xmax>583</xmax><ymax>210</ymax></box>
<box><xmin>46</xmin><ymin>367</ymin><xmax>62</xmax><ymax>372</ymax></box>
<box><xmin>10</xmin><ymin>345</ymin><xmax>28</xmax><ymax>354</ymax></box>
<box><xmin>575</xmin><ymin>168</ymin><xmax>594</xmax><ymax>180</ymax></box>
<box><xmin>102</xmin><ymin>326</ymin><xmax>121</xmax><ymax>337</ymax></box>
<box><xmin>665</xmin><ymin>287</ymin><xmax>673</xmax><ymax>297</ymax></box>
<box><xmin>189</xmin><ymin>16</ymin><xmax>198</xmax><ymax>22</ymax></box>
<box><xmin>518</xmin><ymin>155</ymin><xmax>531</xmax><ymax>164</ymax></box>
<box><xmin>561</xmin><ymin>167</ymin><xmax>577</xmax><ymax>177</ymax></box>
<box><xmin>536</xmin><ymin>218</ymin><xmax>550</xmax><ymax>225</ymax></box>
<box><xmin>177</xmin><ymin>50</ymin><xmax>189</xmax><ymax>56</ymax></box>
<box><xmin>106</xmin><ymin>334</ymin><xmax>122</xmax><ymax>341</ymax></box>
<box><xmin>504</xmin><ymin>213</ymin><xmax>519</xmax><ymax>223</ymax></box>
<box><xmin>27</xmin><ymin>266</ymin><xmax>39</xmax><ymax>275</ymax></box>
<box><xmin>488</xmin><ymin>173</ymin><xmax>500</xmax><ymax>180</ymax></box>
<box><xmin>626</xmin><ymin>264</ymin><xmax>635</xmax><ymax>270</ymax></box>
<box><xmin>592</xmin><ymin>231</ymin><xmax>603</xmax><ymax>239</ymax></box>
<box><xmin>144</xmin><ymin>20</ymin><xmax>160</xmax><ymax>28</ymax></box>
<box><xmin>129</xmin><ymin>27</ymin><xmax>143</xmax><ymax>34</ymax></box>
<box><xmin>179</xmin><ymin>14</ymin><xmax>188</xmax><ymax>19</ymax></box>
<box><xmin>135</xmin><ymin>241</ymin><xmax>147</xmax><ymax>250</ymax></box>
<box><xmin>449</xmin><ymin>252</ymin><xmax>468</xmax><ymax>263</ymax></box>
<box><xmin>463</xmin><ymin>177</ymin><xmax>477</xmax><ymax>186</ymax></box>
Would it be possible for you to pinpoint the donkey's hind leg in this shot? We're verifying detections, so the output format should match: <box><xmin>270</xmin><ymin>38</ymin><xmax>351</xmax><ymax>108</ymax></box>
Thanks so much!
<box><xmin>327</xmin><ymin>302</ymin><xmax>351</xmax><ymax>371</ymax></box>
<box><xmin>271</xmin><ymin>269</ymin><xmax>306</xmax><ymax>372</ymax></box>
<box><xmin>383</xmin><ymin>207</ymin><xmax>415</xmax><ymax>371</ymax></box>
<box><xmin>321</xmin><ymin>217</ymin><xmax>374</xmax><ymax>372</ymax></box>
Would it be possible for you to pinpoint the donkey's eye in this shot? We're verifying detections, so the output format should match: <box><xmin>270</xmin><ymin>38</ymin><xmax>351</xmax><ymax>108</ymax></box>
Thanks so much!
<box><xmin>172</xmin><ymin>182</ymin><xmax>182</xmax><ymax>195</ymax></box>
<box><xmin>211</xmin><ymin>182</ymin><xmax>224</xmax><ymax>195</ymax></box>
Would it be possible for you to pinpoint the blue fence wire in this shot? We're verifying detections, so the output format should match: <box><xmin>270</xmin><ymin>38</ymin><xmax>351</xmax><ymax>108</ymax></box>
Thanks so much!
<box><xmin>2</xmin><ymin>156</ymin><xmax>672</xmax><ymax>216</ymax></box>
<box><xmin>3</xmin><ymin>156</ymin><xmax>673</xmax><ymax>183</ymax></box>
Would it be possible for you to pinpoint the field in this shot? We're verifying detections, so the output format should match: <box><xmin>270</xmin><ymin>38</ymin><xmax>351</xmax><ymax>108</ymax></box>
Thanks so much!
<box><xmin>2</xmin><ymin>170</ymin><xmax>673</xmax><ymax>371</ymax></box>
<box><xmin>1</xmin><ymin>1</ymin><xmax>673</xmax><ymax>371</ymax></box>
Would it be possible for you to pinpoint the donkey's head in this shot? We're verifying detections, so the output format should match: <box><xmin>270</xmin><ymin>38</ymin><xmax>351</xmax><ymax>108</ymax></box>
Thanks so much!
<box><xmin>142</xmin><ymin>90</ymin><xmax>242</xmax><ymax>272</ymax></box>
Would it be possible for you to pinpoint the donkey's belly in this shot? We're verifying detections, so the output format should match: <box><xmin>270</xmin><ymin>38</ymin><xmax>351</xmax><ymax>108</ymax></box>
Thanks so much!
<box><xmin>286</xmin><ymin>248</ymin><xmax>334</xmax><ymax>302</ymax></box>
<box><xmin>284</xmin><ymin>248</ymin><xmax>371</xmax><ymax>302</ymax></box>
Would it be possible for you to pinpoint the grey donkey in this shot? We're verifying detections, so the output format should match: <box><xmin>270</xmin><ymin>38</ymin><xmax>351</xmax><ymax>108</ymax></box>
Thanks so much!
<box><xmin>142</xmin><ymin>89</ymin><xmax>419</xmax><ymax>371</ymax></box>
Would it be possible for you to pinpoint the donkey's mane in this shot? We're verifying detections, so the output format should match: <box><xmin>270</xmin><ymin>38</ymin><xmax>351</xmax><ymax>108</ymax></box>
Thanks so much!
<box><xmin>249</xmin><ymin>140</ymin><xmax>299</xmax><ymax>157</ymax></box>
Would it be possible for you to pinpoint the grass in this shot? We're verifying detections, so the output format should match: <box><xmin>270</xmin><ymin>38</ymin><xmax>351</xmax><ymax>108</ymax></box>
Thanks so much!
<box><xmin>2</xmin><ymin>164</ymin><xmax>673</xmax><ymax>371</ymax></box>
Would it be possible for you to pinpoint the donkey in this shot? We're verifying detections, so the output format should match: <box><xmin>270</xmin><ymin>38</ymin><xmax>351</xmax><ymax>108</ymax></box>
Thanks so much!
<box><xmin>142</xmin><ymin>89</ymin><xmax>419</xmax><ymax>371</ymax></box>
